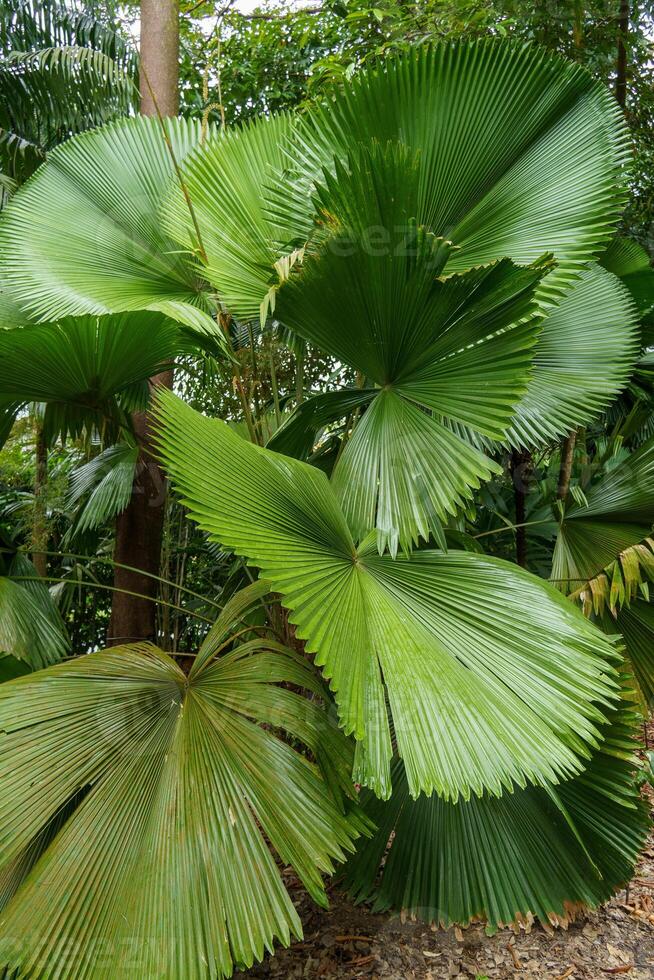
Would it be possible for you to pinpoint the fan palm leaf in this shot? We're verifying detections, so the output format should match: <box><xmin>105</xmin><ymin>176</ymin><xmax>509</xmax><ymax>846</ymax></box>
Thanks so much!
<box><xmin>177</xmin><ymin>43</ymin><xmax>626</xmax><ymax>318</ymax></box>
<box><xmin>0</xmin><ymin>115</ymin><xmax>221</xmax><ymax>338</ymax></box>
<box><xmin>159</xmin><ymin>43</ymin><xmax>635</xmax><ymax>548</ymax></box>
<box><xmin>0</xmin><ymin>583</ymin><xmax>367</xmax><ymax>980</ymax></box>
<box><xmin>164</xmin><ymin>111</ymin><xmax>297</xmax><ymax>324</ymax></box>
<box><xmin>506</xmin><ymin>264</ymin><xmax>640</xmax><ymax>447</ymax></box>
<box><xmin>0</xmin><ymin>0</ymin><xmax>138</xmax><ymax>187</ymax></box>
<box><xmin>342</xmin><ymin>696</ymin><xmax>647</xmax><ymax>928</ymax></box>
<box><xmin>0</xmin><ymin>311</ymin><xmax>194</xmax><ymax>441</ymax></box>
<box><xmin>66</xmin><ymin>441</ymin><xmax>138</xmax><ymax>535</ymax></box>
<box><xmin>0</xmin><ymin>574</ymin><xmax>67</xmax><ymax>669</ymax></box>
<box><xmin>600</xmin><ymin>236</ymin><xmax>654</xmax><ymax>323</ymax></box>
<box><xmin>270</xmin><ymin>143</ymin><xmax>550</xmax><ymax>553</ymax></box>
<box><xmin>601</xmin><ymin>602</ymin><xmax>654</xmax><ymax>709</ymax></box>
<box><xmin>155</xmin><ymin>391</ymin><xmax>620</xmax><ymax>802</ymax></box>
<box><xmin>271</xmin><ymin>41</ymin><xmax>627</xmax><ymax>283</ymax></box>
<box><xmin>552</xmin><ymin>436</ymin><xmax>654</xmax><ymax>597</ymax></box>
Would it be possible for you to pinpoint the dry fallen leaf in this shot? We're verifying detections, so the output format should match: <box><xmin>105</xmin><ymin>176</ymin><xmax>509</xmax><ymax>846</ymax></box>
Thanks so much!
<box><xmin>506</xmin><ymin>942</ymin><xmax>521</xmax><ymax>970</ymax></box>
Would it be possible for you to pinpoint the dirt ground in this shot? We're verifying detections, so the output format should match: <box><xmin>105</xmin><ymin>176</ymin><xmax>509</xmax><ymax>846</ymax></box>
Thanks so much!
<box><xmin>239</xmin><ymin>789</ymin><xmax>654</xmax><ymax>979</ymax></box>
<box><xmin>238</xmin><ymin>853</ymin><xmax>654</xmax><ymax>980</ymax></box>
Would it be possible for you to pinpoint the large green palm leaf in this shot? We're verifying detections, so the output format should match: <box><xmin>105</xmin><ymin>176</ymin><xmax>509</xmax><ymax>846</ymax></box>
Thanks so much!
<box><xmin>0</xmin><ymin>115</ymin><xmax>220</xmax><ymax>336</ymax></box>
<box><xmin>0</xmin><ymin>583</ymin><xmax>366</xmax><ymax>980</ymax></box>
<box><xmin>506</xmin><ymin>264</ymin><xmax>640</xmax><ymax>447</ymax></box>
<box><xmin>0</xmin><ymin>46</ymin><xmax>136</xmax><ymax>185</ymax></box>
<box><xmin>272</xmin><ymin>41</ymin><xmax>627</xmax><ymax>282</ymax></box>
<box><xmin>600</xmin><ymin>236</ymin><xmax>654</xmax><ymax>324</ymax></box>
<box><xmin>163</xmin><ymin>112</ymin><xmax>296</xmax><ymax>323</ymax></box>
<box><xmin>0</xmin><ymin>0</ymin><xmax>137</xmax><ymax>188</ymax></box>
<box><xmin>342</xmin><ymin>696</ymin><xmax>647</xmax><ymax>928</ymax></box>
<box><xmin>66</xmin><ymin>441</ymin><xmax>138</xmax><ymax>535</ymax></box>
<box><xmin>271</xmin><ymin>259</ymin><xmax>639</xmax><ymax>468</ymax></box>
<box><xmin>155</xmin><ymin>392</ymin><xmax>619</xmax><ymax>802</ymax></box>
<box><xmin>0</xmin><ymin>311</ymin><xmax>188</xmax><ymax>441</ymax></box>
<box><xmin>0</xmin><ymin>553</ymin><xmax>67</xmax><ymax>670</ymax></box>
<box><xmin>160</xmin><ymin>44</ymin><xmax>635</xmax><ymax>549</ymax></box>
<box><xmin>270</xmin><ymin>144</ymin><xmax>548</xmax><ymax>553</ymax></box>
<box><xmin>602</xmin><ymin>602</ymin><xmax>654</xmax><ymax>709</ymax></box>
<box><xmin>179</xmin><ymin>43</ymin><xmax>626</xmax><ymax>318</ymax></box>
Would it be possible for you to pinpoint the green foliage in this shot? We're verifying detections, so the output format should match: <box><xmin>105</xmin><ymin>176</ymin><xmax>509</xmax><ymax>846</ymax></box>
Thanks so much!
<box><xmin>156</xmin><ymin>391</ymin><xmax>621</xmax><ymax>803</ymax></box>
<box><xmin>178</xmin><ymin>0</ymin><xmax>654</xmax><ymax>247</ymax></box>
<box><xmin>66</xmin><ymin>440</ymin><xmax>138</xmax><ymax>535</ymax></box>
<box><xmin>0</xmin><ymin>312</ymin><xmax>185</xmax><ymax>442</ymax></box>
<box><xmin>342</xmin><ymin>699</ymin><xmax>647</xmax><ymax>927</ymax></box>
<box><xmin>0</xmin><ymin>574</ymin><xmax>66</xmax><ymax>668</ymax></box>
<box><xmin>163</xmin><ymin>111</ymin><xmax>296</xmax><ymax>323</ymax></box>
<box><xmin>0</xmin><ymin>585</ymin><xmax>368</xmax><ymax>979</ymax></box>
<box><xmin>0</xmin><ymin>0</ymin><xmax>137</xmax><ymax>188</ymax></box>
<box><xmin>1</xmin><ymin>12</ymin><xmax>654</xmax><ymax>973</ymax></box>
<box><xmin>552</xmin><ymin>436</ymin><xmax>654</xmax><ymax>596</ymax></box>
<box><xmin>0</xmin><ymin>115</ymin><xmax>220</xmax><ymax>337</ymax></box>
<box><xmin>505</xmin><ymin>264</ymin><xmax>641</xmax><ymax>447</ymax></box>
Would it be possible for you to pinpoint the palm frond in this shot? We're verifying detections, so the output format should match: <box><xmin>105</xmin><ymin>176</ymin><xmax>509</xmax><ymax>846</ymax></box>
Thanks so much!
<box><xmin>164</xmin><ymin>112</ymin><xmax>296</xmax><ymax>324</ymax></box>
<box><xmin>0</xmin><ymin>0</ymin><xmax>138</xmax><ymax>185</ymax></box>
<box><xmin>0</xmin><ymin>586</ymin><xmax>368</xmax><ymax>980</ymax></box>
<box><xmin>67</xmin><ymin>441</ymin><xmax>138</xmax><ymax>534</ymax></box>
<box><xmin>552</xmin><ymin>436</ymin><xmax>654</xmax><ymax>595</ymax></box>
<box><xmin>155</xmin><ymin>392</ymin><xmax>620</xmax><ymax>803</ymax></box>
<box><xmin>600</xmin><ymin>236</ymin><xmax>654</xmax><ymax>322</ymax></box>
<box><xmin>0</xmin><ymin>312</ymin><xmax>187</xmax><ymax>441</ymax></box>
<box><xmin>601</xmin><ymin>603</ymin><xmax>654</xmax><ymax>709</ymax></box>
<box><xmin>0</xmin><ymin>116</ymin><xmax>220</xmax><ymax>337</ymax></box>
<box><xmin>270</xmin><ymin>143</ymin><xmax>550</xmax><ymax>553</ymax></box>
<box><xmin>0</xmin><ymin>1</ymin><xmax>136</xmax><ymax>69</ymax></box>
<box><xmin>0</xmin><ymin>46</ymin><xmax>136</xmax><ymax>182</ymax></box>
<box><xmin>271</xmin><ymin>41</ymin><xmax>628</xmax><ymax>282</ymax></box>
<box><xmin>342</xmin><ymin>697</ymin><xmax>647</xmax><ymax>928</ymax></box>
<box><xmin>0</xmin><ymin>571</ymin><xmax>67</xmax><ymax>669</ymax></box>
<box><xmin>506</xmin><ymin>265</ymin><xmax>640</xmax><ymax>448</ymax></box>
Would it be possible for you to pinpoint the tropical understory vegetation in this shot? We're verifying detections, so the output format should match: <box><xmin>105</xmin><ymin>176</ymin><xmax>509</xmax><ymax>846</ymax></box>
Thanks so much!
<box><xmin>0</xmin><ymin>1</ymin><xmax>654</xmax><ymax>978</ymax></box>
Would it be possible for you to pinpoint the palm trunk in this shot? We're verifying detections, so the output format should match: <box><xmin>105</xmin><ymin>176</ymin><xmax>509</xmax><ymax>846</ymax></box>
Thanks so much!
<box><xmin>556</xmin><ymin>431</ymin><xmax>577</xmax><ymax>502</ymax></box>
<box><xmin>511</xmin><ymin>449</ymin><xmax>532</xmax><ymax>569</ymax></box>
<box><xmin>108</xmin><ymin>0</ymin><xmax>178</xmax><ymax>645</ymax></box>
<box><xmin>138</xmin><ymin>0</ymin><xmax>179</xmax><ymax>117</ymax></box>
<box><xmin>615</xmin><ymin>0</ymin><xmax>630</xmax><ymax>109</ymax></box>
<box><xmin>108</xmin><ymin>373</ymin><xmax>172</xmax><ymax>644</ymax></box>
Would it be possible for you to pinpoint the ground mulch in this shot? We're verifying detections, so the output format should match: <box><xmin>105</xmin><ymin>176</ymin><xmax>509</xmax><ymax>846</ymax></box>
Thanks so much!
<box><xmin>239</xmin><ymin>783</ymin><xmax>654</xmax><ymax>978</ymax></box>
<box><xmin>238</xmin><ymin>851</ymin><xmax>654</xmax><ymax>979</ymax></box>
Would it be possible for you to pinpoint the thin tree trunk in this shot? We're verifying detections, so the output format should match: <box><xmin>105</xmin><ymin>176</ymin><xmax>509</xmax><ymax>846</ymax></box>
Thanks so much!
<box><xmin>557</xmin><ymin>430</ymin><xmax>577</xmax><ymax>502</ymax></box>
<box><xmin>573</xmin><ymin>0</ymin><xmax>584</xmax><ymax>50</ymax></box>
<box><xmin>295</xmin><ymin>341</ymin><xmax>305</xmax><ymax>405</ymax></box>
<box><xmin>108</xmin><ymin>0</ymin><xmax>179</xmax><ymax>645</ymax></box>
<box><xmin>511</xmin><ymin>449</ymin><xmax>532</xmax><ymax>569</ymax></box>
<box><xmin>139</xmin><ymin>0</ymin><xmax>179</xmax><ymax>117</ymax></box>
<box><xmin>615</xmin><ymin>0</ymin><xmax>630</xmax><ymax>109</ymax></box>
<box><xmin>32</xmin><ymin>417</ymin><xmax>48</xmax><ymax>577</ymax></box>
<box><xmin>109</xmin><ymin>383</ymin><xmax>171</xmax><ymax>644</ymax></box>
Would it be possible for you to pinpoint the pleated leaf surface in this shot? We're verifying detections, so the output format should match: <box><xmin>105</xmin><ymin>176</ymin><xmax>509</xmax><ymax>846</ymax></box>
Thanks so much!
<box><xmin>155</xmin><ymin>392</ymin><xmax>620</xmax><ymax>801</ymax></box>
<box><xmin>0</xmin><ymin>611</ymin><xmax>364</xmax><ymax>979</ymax></box>
<box><xmin>342</xmin><ymin>698</ymin><xmax>647</xmax><ymax>928</ymax></box>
